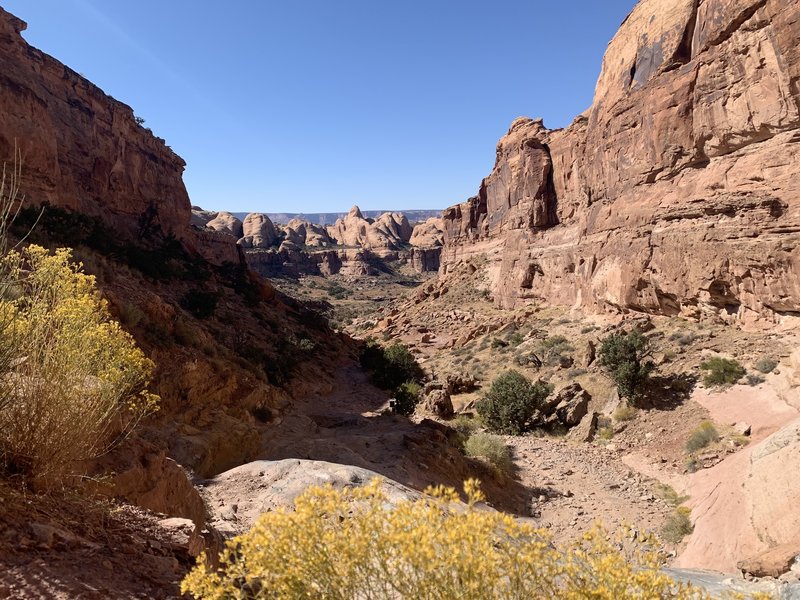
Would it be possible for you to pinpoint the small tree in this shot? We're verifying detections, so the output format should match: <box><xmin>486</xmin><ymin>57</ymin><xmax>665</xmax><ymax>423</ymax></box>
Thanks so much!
<box><xmin>392</xmin><ymin>381</ymin><xmax>421</xmax><ymax>417</ymax></box>
<box><xmin>476</xmin><ymin>370</ymin><xmax>553</xmax><ymax>435</ymax></box>
<box><xmin>598</xmin><ymin>330</ymin><xmax>655</xmax><ymax>404</ymax></box>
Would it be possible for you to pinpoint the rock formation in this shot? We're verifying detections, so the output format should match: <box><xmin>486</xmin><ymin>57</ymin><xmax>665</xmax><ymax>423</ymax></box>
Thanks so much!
<box><xmin>239</xmin><ymin>212</ymin><xmax>278</xmax><ymax>248</ymax></box>
<box><xmin>193</xmin><ymin>205</ymin><xmax>443</xmax><ymax>276</ymax></box>
<box><xmin>327</xmin><ymin>205</ymin><xmax>413</xmax><ymax>251</ymax></box>
<box><xmin>441</xmin><ymin>0</ymin><xmax>800</xmax><ymax>324</ymax></box>
<box><xmin>0</xmin><ymin>9</ymin><xmax>192</xmax><ymax>242</ymax></box>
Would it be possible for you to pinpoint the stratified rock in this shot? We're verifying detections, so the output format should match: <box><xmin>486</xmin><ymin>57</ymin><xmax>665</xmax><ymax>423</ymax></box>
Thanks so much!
<box><xmin>440</xmin><ymin>0</ymin><xmax>800</xmax><ymax>324</ymax></box>
<box><xmin>0</xmin><ymin>9</ymin><xmax>191</xmax><ymax>241</ymax></box>
<box><xmin>238</xmin><ymin>213</ymin><xmax>278</xmax><ymax>248</ymax></box>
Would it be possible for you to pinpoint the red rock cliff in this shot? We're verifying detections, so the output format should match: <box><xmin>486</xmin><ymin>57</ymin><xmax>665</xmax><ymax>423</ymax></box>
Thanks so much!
<box><xmin>442</xmin><ymin>0</ymin><xmax>800</xmax><ymax>323</ymax></box>
<box><xmin>0</xmin><ymin>8</ymin><xmax>191</xmax><ymax>241</ymax></box>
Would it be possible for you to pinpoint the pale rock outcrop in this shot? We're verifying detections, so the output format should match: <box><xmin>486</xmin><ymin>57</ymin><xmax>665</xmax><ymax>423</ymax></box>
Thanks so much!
<box><xmin>441</xmin><ymin>0</ymin><xmax>800</xmax><ymax>324</ymax></box>
<box><xmin>238</xmin><ymin>213</ymin><xmax>278</xmax><ymax>248</ymax></box>
<box><xmin>283</xmin><ymin>218</ymin><xmax>334</xmax><ymax>247</ymax></box>
<box><xmin>206</xmin><ymin>211</ymin><xmax>244</xmax><ymax>239</ymax></box>
<box><xmin>201</xmin><ymin>459</ymin><xmax>421</xmax><ymax>537</ymax></box>
<box><xmin>327</xmin><ymin>205</ymin><xmax>412</xmax><ymax>251</ymax></box>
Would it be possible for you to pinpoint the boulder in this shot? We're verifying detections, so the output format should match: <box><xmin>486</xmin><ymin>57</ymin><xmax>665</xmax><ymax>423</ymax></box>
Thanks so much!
<box><xmin>570</xmin><ymin>412</ymin><xmax>598</xmax><ymax>443</ymax></box>
<box><xmin>737</xmin><ymin>544</ymin><xmax>800</xmax><ymax>578</ymax></box>
<box><xmin>420</xmin><ymin>389</ymin><xmax>454</xmax><ymax>418</ymax></box>
<box><xmin>554</xmin><ymin>384</ymin><xmax>591</xmax><ymax>427</ymax></box>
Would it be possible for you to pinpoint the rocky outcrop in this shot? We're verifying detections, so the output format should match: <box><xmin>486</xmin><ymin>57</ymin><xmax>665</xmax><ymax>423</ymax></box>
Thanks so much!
<box><xmin>238</xmin><ymin>213</ymin><xmax>277</xmax><ymax>248</ymax></box>
<box><xmin>0</xmin><ymin>9</ymin><xmax>191</xmax><ymax>241</ymax></box>
<box><xmin>441</xmin><ymin>0</ymin><xmax>800</xmax><ymax>324</ymax></box>
<box><xmin>192</xmin><ymin>205</ymin><xmax>444</xmax><ymax>277</ymax></box>
<box><xmin>201</xmin><ymin>459</ymin><xmax>421</xmax><ymax>538</ymax></box>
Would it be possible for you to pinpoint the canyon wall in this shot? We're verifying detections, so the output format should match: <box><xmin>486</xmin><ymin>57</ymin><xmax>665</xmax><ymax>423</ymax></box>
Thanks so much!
<box><xmin>442</xmin><ymin>0</ymin><xmax>800</xmax><ymax>323</ymax></box>
<box><xmin>0</xmin><ymin>8</ymin><xmax>227</xmax><ymax>260</ymax></box>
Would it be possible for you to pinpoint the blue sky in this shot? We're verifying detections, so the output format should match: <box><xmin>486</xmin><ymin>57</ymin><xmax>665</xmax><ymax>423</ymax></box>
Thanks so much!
<box><xmin>3</xmin><ymin>1</ymin><xmax>637</xmax><ymax>213</ymax></box>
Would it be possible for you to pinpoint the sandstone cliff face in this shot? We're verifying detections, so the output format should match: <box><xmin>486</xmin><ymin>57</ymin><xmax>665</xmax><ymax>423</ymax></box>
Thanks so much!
<box><xmin>442</xmin><ymin>0</ymin><xmax>800</xmax><ymax>324</ymax></box>
<box><xmin>0</xmin><ymin>9</ymin><xmax>192</xmax><ymax>241</ymax></box>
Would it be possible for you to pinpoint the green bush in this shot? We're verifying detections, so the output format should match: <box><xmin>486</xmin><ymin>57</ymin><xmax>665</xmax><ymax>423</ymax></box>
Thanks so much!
<box><xmin>463</xmin><ymin>433</ymin><xmax>513</xmax><ymax>479</ymax></box>
<box><xmin>476</xmin><ymin>370</ymin><xmax>553</xmax><ymax>435</ymax></box>
<box><xmin>754</xmin><ymin>357</ymin><xmax>777</xmax><ymax>374</ymax></box>
<box><xmin>685</xmin><ymin>421</ymin><xmax>719</xmax><ymax>453</ymax></box>
<box><xmin>598</xmin><ymin>330</ymin><xmax>655</xmax><ymax>403</ymax></box>
<box><xmin>360</xmin><ymin>340</ymin><xmax>424</xmax><ymax>390</ymax></box>
<box><xmin>538</xmin><ymin>335</ymin><xmax>573</xmax><ymax>367</ymax></box>
<box><xmin>699</xmin><ymin>356</ymin><xmax>744</xmax><ymax>387</ymax></box>
<box><xmin>392</xmin><ymin>381</ymin><xmax>421</xmax><ymax>417</ymax></box>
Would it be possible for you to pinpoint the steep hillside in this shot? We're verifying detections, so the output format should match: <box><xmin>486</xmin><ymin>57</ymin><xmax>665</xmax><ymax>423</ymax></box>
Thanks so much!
<box><xmin>441</xmin><ymin>0</ymin><xmax>800</xmax><ymax>325</ymax></box>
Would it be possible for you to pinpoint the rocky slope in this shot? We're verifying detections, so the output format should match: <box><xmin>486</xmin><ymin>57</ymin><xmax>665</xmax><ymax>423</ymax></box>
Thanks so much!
<box><xmin>441</xmin><ymin>0</ymin><xmax>800</xmax><ymax>325</ymax></box>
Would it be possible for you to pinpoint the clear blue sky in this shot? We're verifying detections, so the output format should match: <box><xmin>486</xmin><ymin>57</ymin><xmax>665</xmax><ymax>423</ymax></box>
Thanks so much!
<box><xmin>3</xmin><ymin>1</ymin><xmax>637</xmax><ymax>213</ymax></box>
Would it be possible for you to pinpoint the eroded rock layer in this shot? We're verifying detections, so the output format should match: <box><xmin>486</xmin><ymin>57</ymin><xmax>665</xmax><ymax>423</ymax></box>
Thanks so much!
<box><xmin>442</xmin><ymin>0</ymin><xmax>800</xmax><ymax>324</ymax></box>
<box><xmin>0</xmin><ymin>9</ymin><xmax>192</xmax><ymax>242</ymax></box>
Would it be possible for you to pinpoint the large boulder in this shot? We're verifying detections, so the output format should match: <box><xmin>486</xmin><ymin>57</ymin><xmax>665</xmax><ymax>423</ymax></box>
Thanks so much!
<box><xmin>200</xmin><ymin>459</ymin><xmax>421</xmax><ymax>538</ymax></box>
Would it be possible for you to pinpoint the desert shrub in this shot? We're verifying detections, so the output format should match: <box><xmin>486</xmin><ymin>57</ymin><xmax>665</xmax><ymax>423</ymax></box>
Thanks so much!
<box><xmin>754</xmin><ymin>357</ymin><xmax>777</xmax><ymax>374</ymax></box>
<box><xmin>490</xmin><ymin>337</ymin><xmax>508</xmax><ymax>349</ymax></box>
<box><xmin>360</xmin><ymin>340</ymin><xmax>424</xmax><ymax>390</ymax></box>
<box><xmin>661</xmin><ymin>507</ymin><xmax>694</xmax><ymax>544</ymax></box>
<box><xmin>613</xmin><ymin>405</ymin><xmax>638</xmax><ymax>422</ymax></box>
<box><xmin>463</xmin><ymin>433</ymin><xmax>513</xmax><ymax>479</ymax></box>
<box><xmin>476</xmin><ymin>370</ymin><xmax>553</xmax><ymax>435</ymax></box>
<box><xmin>182</xmin><ymin>480</ymin><xmax>710</xmax><ymax>600</ymax></box>
<box><xmin>685</xmin><ymin>421</ymin><xmax>719</xmax><ymax>453</ymax></box>
<box><xmin>508</xmin><ymin>331</ymin><xmax>524</xmax><ymax>347</ymax></box>
<box><xmin>297</xmin><ymin>337</ymin><xmax>316</xmax><ymax>353</ymax></box>
<box><xmin>655</xmin><ymin>483</ymin><xmax>690</xmax><ymax>507</ymax></box>
<box><xmin>0</xmin><ymin>246</ymin><xmax>158</xmax><ymax>484</ymax></box>
<box><xmin>449</xmin><ymin>414</ymin><xmax>480</xmax><ymax>440</ymax></box>
<box><xmin>699</xmin><ymin>356</ymin><xmax>744</xmax><ymax>387</ymax></box>
<box><xmin>538</xmin><ymin>335</ymin><xmax>574</xmax><ymax>367</ymax></box>
<box><xmin>392</xmin><ymin>381</ymin><xmax>421</xmax><ymax>416</ymax></box>
<box><xmin>598</xmin><ymin>330</ymin><xmax>655</xmax><ymax>403</ymax></box>
<box><xmin>669</xmin><ymin>331</ymin><xmax>696</xmax><ymax>347</ymax></box>
<box><xmin>180</xmin><ymin>289</ymin><xmax>220</xmax><ymax>319</ymax></box>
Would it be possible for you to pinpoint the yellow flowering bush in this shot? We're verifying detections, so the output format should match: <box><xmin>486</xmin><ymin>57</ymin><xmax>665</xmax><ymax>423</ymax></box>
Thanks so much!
<box><xmin>0</xmin><ymin>244</ymin><xmax>158</xmax><ymax>484</ymax></box>
<box><xmin>182</xmin><ymin>479</ymin><xmax>714</xmax><ymax>600</ymax></box>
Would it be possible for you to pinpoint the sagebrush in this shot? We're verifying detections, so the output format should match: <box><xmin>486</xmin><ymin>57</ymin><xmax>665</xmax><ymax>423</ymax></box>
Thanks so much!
<box><xmin>182</xmin><ymin>479</ymin><xmax>713</xmax><ymax>599</ymax></box>
<box><xmin>0</xmin><ymin>245</ymin><xmax>158</xmax><ymax>484</ymax></box>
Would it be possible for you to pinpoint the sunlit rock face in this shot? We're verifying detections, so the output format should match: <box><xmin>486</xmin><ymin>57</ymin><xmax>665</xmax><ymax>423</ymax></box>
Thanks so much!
<box><xmin>441</xmin><ymin>0</ymin><xmax>800</xmax><ymax>324</ymax></box>
<box><xmin>0</xmin><ymin>8</ymin><xmax>192</xmax><ymax>242</ymax></box>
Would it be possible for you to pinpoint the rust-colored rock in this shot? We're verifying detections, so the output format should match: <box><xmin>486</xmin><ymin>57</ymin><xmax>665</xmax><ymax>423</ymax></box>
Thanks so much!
<box><xmin>0</xmin><ymin>9</ymin><xmax>191</xmax><ymax>241</ymax></box>
<box><xmin>441</xmin><ymin>0</ymin><xmax>800</xmax><ymax>325</ymax></box>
